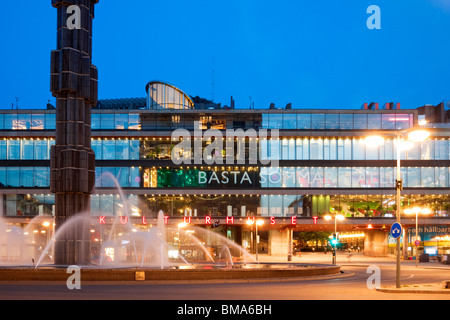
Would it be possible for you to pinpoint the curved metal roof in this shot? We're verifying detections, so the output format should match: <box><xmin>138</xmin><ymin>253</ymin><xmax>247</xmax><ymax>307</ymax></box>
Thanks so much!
<box><xmin>145</xmin><ymin>80</ymin><xmax>194</xmax><ymax>107</ymax></box>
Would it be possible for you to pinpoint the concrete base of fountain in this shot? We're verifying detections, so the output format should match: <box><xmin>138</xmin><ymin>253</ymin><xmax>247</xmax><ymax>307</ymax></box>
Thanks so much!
<box><xmin>0</xmin><ymin>263</ymin><xmax>341</xmax><ymax>282</ymax></box>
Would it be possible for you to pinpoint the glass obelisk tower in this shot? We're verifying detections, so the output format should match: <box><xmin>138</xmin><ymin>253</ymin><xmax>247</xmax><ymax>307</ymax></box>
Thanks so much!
<box><xmin>50</xmin><ymin>0</ymin><xmax>98</xmax><ymax>265</ymax></box>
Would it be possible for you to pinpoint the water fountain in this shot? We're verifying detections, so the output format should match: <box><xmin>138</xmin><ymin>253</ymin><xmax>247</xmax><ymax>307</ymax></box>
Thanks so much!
<box><xmin>0</xmin><ymin>172</ymin><xmax>342</xmax><ymax>280</ymax></box>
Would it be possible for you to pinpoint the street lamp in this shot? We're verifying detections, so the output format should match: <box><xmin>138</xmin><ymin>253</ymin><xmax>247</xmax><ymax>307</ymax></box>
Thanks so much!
<box><xmin>324</xmin><ymin>214</ymin><xmax>345</xmax><ymax>265</ymax></box>
<box><xmin>404</xmin><ymin>207</ymin><xmax>432</xmax><ymax>267</ymax></box>
<box><xmin>246</xmin><ymin>219</ymin><xmax>264</xmax><ymax>262</ymax></box>
<box><xmin>365</xmin><ymin>127</ymin><xmax>430</xmax><ymax>288</ymax></box>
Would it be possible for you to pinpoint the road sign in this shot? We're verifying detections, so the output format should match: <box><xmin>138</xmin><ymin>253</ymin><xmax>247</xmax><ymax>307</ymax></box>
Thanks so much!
<box><xmin>415</xmin><ymin>240</ymin><xmax>421</xmax><ymax>246</ymax></box>
<box><xmin>390</xmin><ymin>223</ymin><xmax>402</xmax><ymax>239</ymax></box>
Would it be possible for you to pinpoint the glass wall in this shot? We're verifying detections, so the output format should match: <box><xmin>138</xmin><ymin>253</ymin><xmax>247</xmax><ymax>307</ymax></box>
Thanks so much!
<box><xmin>0</xmin><ymin>167</ymin><xmax>50</xmax><ymax>188</ymax></box>
<box><xmin>262</xmin><ymin>113</ymin><xmax>414</xmax><ymax>130</ymax></box>
<box><xmin>140</xmin><ymin>166</ymin><xmax>450</xmax><ymax>189</ymax></box>
<box><xmin>147</xmin><ymin>82</ymin><xmax>194</xmax><ymax>110</ymax></box>
<box><xmin>91</xmin><ymin>113</ymin><xmax>141</xmax><ymax>130</ymax></box>
<box><xmin>1</xmin><ymin>193</ymin><xmax>448</xmax><ymax>219</ymax></box>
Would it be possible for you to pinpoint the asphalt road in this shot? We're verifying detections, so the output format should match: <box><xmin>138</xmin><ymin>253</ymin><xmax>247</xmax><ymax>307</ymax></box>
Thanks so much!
<box><xmin>0</xmin><ymin>265</ymin><xmax>449</xmax><ymax>301</ymax></box>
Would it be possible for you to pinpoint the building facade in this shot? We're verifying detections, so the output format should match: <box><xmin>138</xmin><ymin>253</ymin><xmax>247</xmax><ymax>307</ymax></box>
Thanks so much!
<box><xmin>0</xmin><ymin>81</ymin><xmax>449</xmax><ymax>261</ymax></box>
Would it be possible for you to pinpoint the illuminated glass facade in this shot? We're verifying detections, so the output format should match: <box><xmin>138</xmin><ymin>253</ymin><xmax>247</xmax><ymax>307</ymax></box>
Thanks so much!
<box><xmin>0</xmin><ymin>85</ymin><xmax>449</xmax><ymax>226</ymax></box>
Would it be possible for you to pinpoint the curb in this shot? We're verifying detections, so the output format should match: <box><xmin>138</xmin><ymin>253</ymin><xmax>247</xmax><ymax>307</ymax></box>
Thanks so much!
<box><xmin>377</xmin><ymin>285</ymin><xmax>450</xmax><ymax>294</ymax></box>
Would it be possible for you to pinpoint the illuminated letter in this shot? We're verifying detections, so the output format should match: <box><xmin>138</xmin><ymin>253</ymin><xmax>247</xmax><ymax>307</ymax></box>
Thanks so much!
<box><xmin>99</xmin><ymin>216</ymin><xmax>106</xmax><ymax>224</ymax></box>
<box><xmin>209</xmin><ymin>171</ymin><xmax>221</xmax><ymax>184</ymax></box>
<box><xmin>367</xmin><ymin>5</ymin><xmax>381</xmax><ymax>30</ymax></box>
<box><xmin>198</xmin><ymin>171</ymin><xmax>208</xmax><ymax>184</ymax></box>
<box><xmin>184</xmin><ymin>216</ymin><xmax>191</xmax><ymax>224</ymax></box>
<box><xmin>226</xmin><ymin>216</ymin><xmax>234</xmax><ymax>225</ymax></box>
<box><xmin>312</xmin><ymin>217</ymin><xmax>318</xmax><ymax>225</ymax></box>
<box><xmin>164</xmin><ymin>216</ymin><xmax>169</xmax><ymax>224</ymax></box>
<box><xmin>230</xmin><ymin>171</ymin><xmax>240</xmax><ymax>184</ymax></box>
<box><xmin>205</xmin><ymin>216</ymin><xmax>211</xmax><ymax>225</ymax></box>
<box><xmin>142</xmin><ymin>216</ymin><xmax>148</xmax><ymax>225</ymax></box>
<box><xmin>120</xmin><ymin>216</ymin><xmax>128</xmax><ymax>225</ymax></box>
<box><xmin>66</xmin><ymin>5</ymin><xmax>81</xmax><ymax>30</ymax></box>
<box><xmin>270</xmin><ymin>217</ymin><xmax>276</xmax><ymax>225</ymax></box>
<box><xmin>291</xmin><ymin>216</ymin><xmax>297</xmax><ymax>225</ymax></box>
<box><xmin>240</xmin><ymin>171</ymin><xmax>252</xmax><ymax>185</ymax></box>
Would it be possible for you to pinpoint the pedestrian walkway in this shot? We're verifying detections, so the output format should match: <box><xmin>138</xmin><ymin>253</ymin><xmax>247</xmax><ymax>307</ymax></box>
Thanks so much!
<box><xmin>256</xmin><ymin>252</ymin><xmax>450</xmax><ymax>268</ymax></box>
<box><xmin>255</xmin><ymin>252</ymin><xmax>450</xmax><ymax>294</ymax></box>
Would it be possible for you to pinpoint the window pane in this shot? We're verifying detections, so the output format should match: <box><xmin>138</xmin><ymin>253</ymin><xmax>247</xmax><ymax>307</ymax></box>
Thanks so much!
<box><xmin>0</xmin><ymin>141</ymin><xmax>6</xmax><ymax>160</ymax></box>
<box><xmin>31</xmin><ymin>114</ymin><xmax>45</xmax><ymax>130</ymax></box>
<box><xmin>325</xmin><ymin>114</ymin><xmax>339</xmax><ymax>129</ymax></box>
<box><xmin>311</xmin><ymin>114</ymin><xmax>325</xmax><ymax>129</ymax></box>
<box><xmin>35</xmin><ymin>140</ymin><xmax>49</xmax><ymax>160</ymax></box>
<box><xmin>92</xmin><ymin>140</ymin><xmax>102</xmax><ymax>159</ymax></box>
<box><xmin>297</xmin><ymin>167</ymin><xmax>310</xmax><ymax>188</ymax></box>
<box><xmin>269</xmin><ymin>114</ymin><xmax>283</xmax><ymax>129</ymax></box>
<box><xmin>7</xmin><ymin>140</ymin><xmax>20</xmax><ymax>160</ymax></box>
<box><xmin>129</xmin><ymin>114</ymin><xmax>141</xmax><ymax>130</ymax></box>
<box><xmin>310</xmin><ymin>167</ymin><xmax>324</xmax><ymax>187</ymax></box>
<box><xmin>102</xmin><ymin>140</ymin><xmax>116</xmax><ymax>160</ymax></box>
<box><xmin>20</xmin><ymin>168</ymin><xmax>34</xmax><ymax>187</ymax></box>
<box><xmin>115</xmin><ymin>114</ymin><xmax>129</xmax><ymax>130</ymax></box>
<box><xmin>116</xmin><ymin>167</ymin><xmax>130</xmax><ymax>187</ymax></box>
<box><xmin>382</xmin><ymin>114</ymin><xmax>396</xmax><ymax>130</ymax></box>
<box><xmin>368</xmin><ymin>114</ymin><xmax>381</xmax><ymax>129</ymax></box>
<box><xmin>21</xmin><ymin>140</ymin><xmax>35</xmax><ymax>160</ymax></box>
<box><xmin>7</xmin><ymin>167</ymin><xmax>20</xmax><ymax>187</ymax></box>
<box><xmin>129</xmin><ymin>140</ymin><xmax>140</xmax><ymax>160</ymax></box>
<box><xmin>34</xmin><ymin>167</ymin><xmax>50</xmax><ymax>187</ymax></box>
<box><xmin>101</xmin><ymin>114</ymin><xmax>115</xmax><ymax>130</ymax></box>
<box><xmin>324</xmin><ymin>167</ymin><xmax>337</xmax><ymax>188</ymax></box>
<box><xmin>283</xmin><ymin>114</ymin><xmax>297</xmax><ymax>129</ymax></box>
<box><xmin>353</xmin><ymin>114</ymin><xmax>367</xmax><ymax>129</ymax></box>
<box><xmin>339</xmin><ymin>114</ymin><xmax>353</xmax><ymax>129</ymax></box>
<box><xmin>17</xmin><ymin>114</ymin><xmax>31</xmax><ymax>130</ymax></box>
<box><xmin>338</xmin><ymin>167</ymin><xmax>351</xmax><ymax>188</ymax></box>
<box><xmin>44</xmin><ymin>114</ymin><xmax>56</xmax><ymax>130</ymax></box>
<box><xmin>352</xmin><ymin>167</ymin><xmax>366</xmax><ymax>188</ymax></box>
<box><xmin>92</xmin><ymin>114</ymin><xmax>101</xmax><ymax>130</ymax></box>
<box><xmin>297</xmin><ymin>114</ymin><xmax>311</xmax><ymax>129</ymax></box>
<box><xmin>4</xmin><ymin>114</ymin><xmax>17</xmax><ymax>130</ymax></box>
<box><xmin>115</xmin><ymin>140</ymin><xmax>130</xmax><ymax>160</ymax></box>
<box><xmin>366</xmin><ymin>167</ymin><xmax>380</xmax><ymax>188</ymax></box>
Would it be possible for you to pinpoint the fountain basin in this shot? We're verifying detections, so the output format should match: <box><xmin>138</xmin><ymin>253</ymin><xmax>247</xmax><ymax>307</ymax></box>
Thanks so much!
<box><xmin>0</xmin><ymin>264</ymin><xmax>341</xmax><ymax>282</ymax></box>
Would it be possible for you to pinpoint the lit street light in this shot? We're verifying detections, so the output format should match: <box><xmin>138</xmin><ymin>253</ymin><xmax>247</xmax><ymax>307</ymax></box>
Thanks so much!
<box><xmin>365</xmin><ymin>127</ymin><xmax>430</xmax><ymax>288</ymax></box>
<box><xmin>404</xmin><ymin>207</ymin><xmax>432</xmax><ymax>267</ymax></box>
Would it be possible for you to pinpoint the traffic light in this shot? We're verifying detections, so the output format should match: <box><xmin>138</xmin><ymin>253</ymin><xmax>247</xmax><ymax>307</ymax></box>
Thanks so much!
<box><xmin>331</xmin><ymin>233</ymin><xmax>339</xmax><ymax>246</ymax></box>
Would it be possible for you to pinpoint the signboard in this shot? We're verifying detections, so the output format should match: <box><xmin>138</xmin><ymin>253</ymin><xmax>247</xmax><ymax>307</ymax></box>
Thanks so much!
<box><xmin>390</xmin><ymin>223</ymin><xmax>402</xmax><ymax>239</ymax></box>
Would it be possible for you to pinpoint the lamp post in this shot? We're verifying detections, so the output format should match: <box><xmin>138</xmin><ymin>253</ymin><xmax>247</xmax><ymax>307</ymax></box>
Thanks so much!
<box><xmin>246</xmin><ymin>219</ymin><xmax>264</xmax><ymax>262</ymax></box>
<box><xmin>365</xmin><ymin>127</ymin><xmax>430</xmax><ymax>288</ymax></box>
<box><xmin>405</xmin><ymin>207</ymin><xmax>432</xmax><ymax>267</ymax></box>
<box><xmin>324</xmin><ymin>214</ymin><xmax>345</xmax><ymax>265</ymax></box>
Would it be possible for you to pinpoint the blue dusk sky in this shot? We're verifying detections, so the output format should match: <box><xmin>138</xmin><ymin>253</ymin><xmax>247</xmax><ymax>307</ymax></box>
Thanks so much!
<box><xmin>0</xmin><ymin>0</ymin><xmax>449</xmax><ymax>110</ymax></box>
